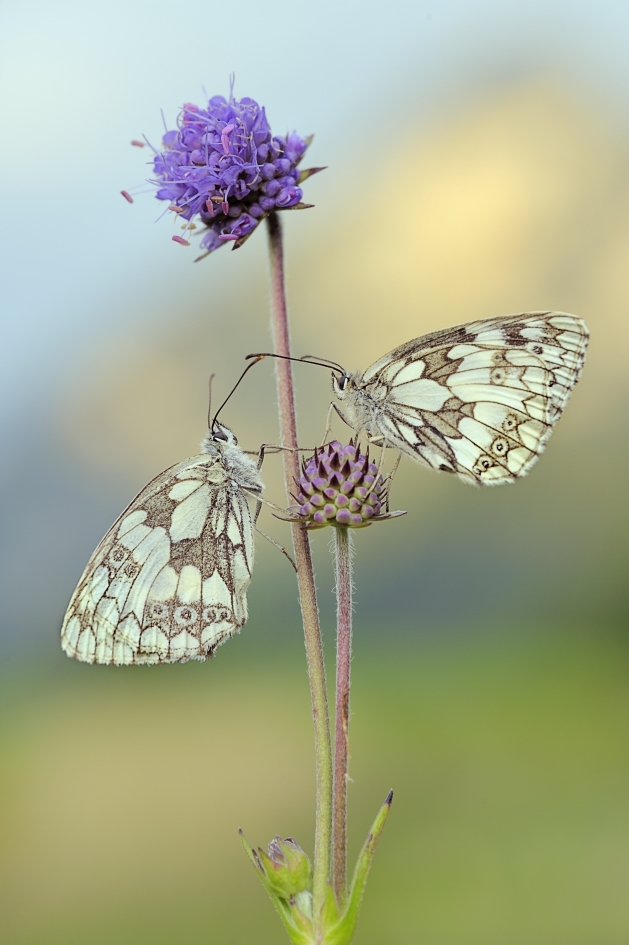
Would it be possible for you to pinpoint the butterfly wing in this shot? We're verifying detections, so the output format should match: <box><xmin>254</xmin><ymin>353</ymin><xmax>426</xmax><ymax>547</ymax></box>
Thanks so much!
<box><xmin>61</xmin><ymin>453</ymin><xmax>255</xmax><ymax>664</ymax></box>
<box><xmin>359</xmin><ymin>312</ymin><xmax>588</xmax><ymax>485</ymax></box>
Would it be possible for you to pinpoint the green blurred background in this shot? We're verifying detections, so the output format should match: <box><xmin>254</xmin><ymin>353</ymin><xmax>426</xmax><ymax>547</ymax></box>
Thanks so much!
<box><xmin>1</xmin><ymin>2</ymin><xmax>629</xmax><ymax>942</ymax></box>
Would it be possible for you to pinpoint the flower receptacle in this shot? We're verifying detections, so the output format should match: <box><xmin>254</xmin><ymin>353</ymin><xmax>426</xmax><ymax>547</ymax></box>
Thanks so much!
<box><xmin>240</xmin><ymin>790</ymin><xmax>392</xmax><ymax>945</ymax></box>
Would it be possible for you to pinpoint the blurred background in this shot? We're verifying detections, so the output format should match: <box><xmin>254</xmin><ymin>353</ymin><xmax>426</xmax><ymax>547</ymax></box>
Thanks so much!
<box><xmin>1</xmin><ymin>1</ymin><xmax>629</xmax><ymax>942</ymax></box>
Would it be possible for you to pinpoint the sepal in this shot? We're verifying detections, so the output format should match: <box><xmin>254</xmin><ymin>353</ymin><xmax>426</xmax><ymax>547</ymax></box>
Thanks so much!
<box><xmin>240</xmin><ymin>830</ymin><xmax>315</xmax><ymax>945</ymax></box>
<box><xmin>298</xmin><ymin>166</ymin><xmax>327</xmax><ymax>183</ymax></box>
<box><xmin>257</xmin><ymin>836</ymin><xmax>312</xmax><ymax>898</ymax></box>
<box><xmin>321</xmin><ymin>790</ymin><xmax>393</xmax><ymax>945</ymax></box>
<box><xmin>297</xmin><ymin>133</ymin><xmax>315</xmax><ymax>159</ymax></box>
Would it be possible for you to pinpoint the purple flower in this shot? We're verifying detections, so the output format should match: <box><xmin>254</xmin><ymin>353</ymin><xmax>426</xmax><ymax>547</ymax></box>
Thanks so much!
<box><xmin>289</xmin><ymin>441</ymin><xmax>405</xmax><ymax>529</ymax></box>
<box><xmin>146</xmin><ymin>90</ymin><xmax>324</xmax><ymax>258</ymax></box>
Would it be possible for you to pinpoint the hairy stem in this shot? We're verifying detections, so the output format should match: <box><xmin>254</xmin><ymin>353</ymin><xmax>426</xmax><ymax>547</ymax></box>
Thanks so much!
<box><xmin>266</xmin><ymin>212</ymin><xmax>332</xmax><ymax>932</ymax></box>
<box><xmin>333</xmin><ymin>526</ymin><xmax>353</xmax><ymax>909</ymax></box>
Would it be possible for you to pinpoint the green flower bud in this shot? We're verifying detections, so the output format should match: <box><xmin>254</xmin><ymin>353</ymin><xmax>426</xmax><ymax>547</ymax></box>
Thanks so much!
<box><xmin>256</xmin><ymin>836</ymin><xmax>312</xmax><ymax>900</ymax></box>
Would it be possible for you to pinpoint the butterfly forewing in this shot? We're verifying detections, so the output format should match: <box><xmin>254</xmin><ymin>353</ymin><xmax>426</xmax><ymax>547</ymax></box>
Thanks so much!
<box><xmin>61</xmin><ymin>434</ymin><xmax>261</xmax><ymax>665</ymax></box>
<box><xmin>339</xmin><ymin>312</ymin><xmax>588</xmax><ymax>485</ymax></box>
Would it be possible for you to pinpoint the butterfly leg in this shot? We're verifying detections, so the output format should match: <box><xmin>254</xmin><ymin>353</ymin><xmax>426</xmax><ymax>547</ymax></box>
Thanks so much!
<box><xmin>381</xmin><ymin>453</ymin><xmax>401</xmax><ymax>512</ymax></box>
<box><xmin>243</xmin><ymin>489</ymin><xmax>292</xmax><ymax>519</ymax></box>
<box><xmin>254</xmin><ymin>524</ymin><xmax>297</xmax><ymax>572</ymax></box>
<box><xmin>321</xmin><ymin>402</ymin><xmax>336</xmax><ymax>445</ymax></box>
<box><xmin>243</xmin><ymin>486</ymin><xmax>298</xmax><ymax>571</ymax></box>
<box><xmin>375</xmin><ymin>438</ymin><xmax>390</xmax><ymax>482</ymax></box>
<box><xmin>250</xmin><ymin>444</ymin><xmax>315</xmax><ymax>470</ymax></box>
<box><xmin>370</xmin><ymin>439</ymin><xmax>401</xmax><ymax>511</ymax></box>
<box><xmin>332</xmin><ymin>401</ymin><xmax>354</xmax><ymax>433</ymax></box>
<box><xmin>256</xmin><ymin>443</ymin><xmax>268</xmax><ymax>472</ymax></box>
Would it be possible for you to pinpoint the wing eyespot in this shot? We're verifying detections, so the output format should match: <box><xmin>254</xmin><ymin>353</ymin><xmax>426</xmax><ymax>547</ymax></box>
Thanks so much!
<box><xmin>491</xmin><ymin>437</ymin><xmax>509</xmax><ymax>456</ymax></box>
<box><xmin>174</xmin><ymin>605</ymin><xmax>198</xmax><ymax>627</ymax></box>
<box><xmin>202</xmin><ymin>605</ymin><xmax>231</xmax><ymax>623</ymax></box>
<box><xmin>502</xmin><ymin>414</ymin><xmax>518</xmax><ymax>432</ymax></box>
<box><xmin>474</xmin><ymin>456</ymin><xmax>494</xmax><ymax>475</ymax></box>
<box><xmin>490</xmin><ymin>367</ymin><xmax>507</xmax><ymax>384</ymax></box>
<box><xmin>148</xmin><ymin>602</ymin><xmax>168</xmax><ymax>620</ymax></box>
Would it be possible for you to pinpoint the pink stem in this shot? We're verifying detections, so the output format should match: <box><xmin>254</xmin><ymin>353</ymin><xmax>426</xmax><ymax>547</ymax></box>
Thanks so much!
<box><xmin>266</xmin><ymin>212</ymin><xmax>332</xmax><ymax>928</ymax></box>
<box><xmin>333</xmin><ymin>525</ymin><xmax>352</xmax><ymax>908</ymax></box>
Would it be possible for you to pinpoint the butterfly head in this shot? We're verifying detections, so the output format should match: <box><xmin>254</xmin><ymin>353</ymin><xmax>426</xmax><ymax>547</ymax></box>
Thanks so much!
<box><xmin>201</xmin><ymin>422</ymin><xmax>239</xmax><ymax>455</ymax></box>
<box><xmin>332</xmin><ymin>371</ymin><xmax>357</xmax><ymax>400</ymax></box>
<box><xmin>210</xmin><ymin>421</ymin><xmax>238</xmax><ymax>445</ymax></box>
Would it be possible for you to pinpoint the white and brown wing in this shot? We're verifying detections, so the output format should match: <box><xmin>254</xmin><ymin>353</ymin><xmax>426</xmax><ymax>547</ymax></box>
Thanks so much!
<box><xmin>360</xmin><ymin>312</ymin><xmax>588</xmax><ymax>485</ymax></box>
<box><xmin>61</xmin><ymin>454</ymin><xmax>255</xmax><ymax>664</ymax></box>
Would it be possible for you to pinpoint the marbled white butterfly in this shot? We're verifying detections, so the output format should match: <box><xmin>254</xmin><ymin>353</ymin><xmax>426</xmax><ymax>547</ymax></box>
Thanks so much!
<box><xmin>329</xmin><ymin>312</ymin><xmax>588</xmax><ymax>485</ymax></box>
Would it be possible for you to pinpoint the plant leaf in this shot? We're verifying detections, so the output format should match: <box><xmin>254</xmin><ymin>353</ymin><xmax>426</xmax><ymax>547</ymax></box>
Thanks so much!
<box><xmin>322</xmin><ymin>791</ymin><xmax>393</xmax><ymax>945</ymax></box>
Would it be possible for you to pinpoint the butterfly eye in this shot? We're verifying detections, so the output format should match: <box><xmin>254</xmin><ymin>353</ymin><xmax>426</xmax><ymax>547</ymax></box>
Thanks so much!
<box><xmin>337</xmin><ymin>374</ymin><xmax>349</xmax><ymax>392</ymax></box>
<box><xmin>213</xmin><ymin>427</ymin><xmax>229</xmax><ymax>442</ymax></box>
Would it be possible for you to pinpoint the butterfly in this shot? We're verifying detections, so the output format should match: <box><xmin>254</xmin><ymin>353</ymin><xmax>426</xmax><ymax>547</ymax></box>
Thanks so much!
<box><xmin>61</xmin><ymin>422</ymin><xmax>264</xmax><ymax>665</ymax></box>
<box><xmin>326</xmin><ymin>312</ymin><xmax>588</xmax><ymax>485</ymax></box>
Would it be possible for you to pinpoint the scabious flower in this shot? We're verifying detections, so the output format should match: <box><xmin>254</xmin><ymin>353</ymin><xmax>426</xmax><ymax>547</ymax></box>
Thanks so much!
<box><xmin>148</xmin><ymin>91</ymin><xmax>322</xmax><ymax>257</ymax></box>
<box><xmin>293</xmin><ymin>441</ymin><xmax>404</xmax><ymax>529</ymax></box>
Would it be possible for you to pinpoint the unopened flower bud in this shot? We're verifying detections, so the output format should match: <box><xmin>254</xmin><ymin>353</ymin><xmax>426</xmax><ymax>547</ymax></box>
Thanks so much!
<box><xmin>292</xmin><ymin>441</ymin><xmax>402</xmax><ymax>529</ymax></box>
<box><xmin>256</xmin><ymin>836</ymin><xmax>312</xmax><ymax>899</ymax></box>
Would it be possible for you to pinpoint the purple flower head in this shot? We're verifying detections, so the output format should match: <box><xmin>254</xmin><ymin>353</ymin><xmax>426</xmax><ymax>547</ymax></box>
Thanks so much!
<box><xmin>146</xmin><ymin>89</ymin><xmax>323</xmax><ymax>258</ymax></box>
<box><xmin>290</xmin><ymin>441</ymin><xmax>406</xmax><ymax>529</ymax></box>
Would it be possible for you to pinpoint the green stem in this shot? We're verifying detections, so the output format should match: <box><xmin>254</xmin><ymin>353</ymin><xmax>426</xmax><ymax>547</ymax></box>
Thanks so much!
<box><xmin>266</xmin><ymin>212</ymin><xmax>333</xmax><ymax>935</ymax></box>
<box><xmin>332</xmin><ymin>527</ymin><xmax>352</xmax><ymax>909</ymax></box>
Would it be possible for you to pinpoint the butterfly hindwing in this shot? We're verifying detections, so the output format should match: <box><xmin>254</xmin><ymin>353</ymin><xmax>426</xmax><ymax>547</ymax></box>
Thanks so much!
<box><xmin>62</xmin><ymin>444</ymin><xmax>258</xmax><ymax>665</ymax></box>
<box><xmin>339</xmin><ymin>312</ymin><xmax>588</xmax><ymax>485</ymax></box>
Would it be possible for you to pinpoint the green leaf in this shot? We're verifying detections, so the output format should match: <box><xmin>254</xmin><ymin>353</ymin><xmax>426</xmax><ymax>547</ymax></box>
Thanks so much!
<box><xmin>322</xmin><ymin>791</ymin><xmax>393</xmax><ymax>945</ymax></box>
<box><xmin>319</xmin><ymin>881</ymin><xmax>341</xmax><ymax>930</ymax></box>
<box><xmin>239</xmin><ymin>828</ymin><xmax>264</xmax><ymax>875</ymax></box>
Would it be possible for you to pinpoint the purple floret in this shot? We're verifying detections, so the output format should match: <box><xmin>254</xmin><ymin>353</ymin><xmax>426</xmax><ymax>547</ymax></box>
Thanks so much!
<box><xmin>149</xmin><ymin>91</ymin><xmax>313</xmax><ymax>255</ymax></box>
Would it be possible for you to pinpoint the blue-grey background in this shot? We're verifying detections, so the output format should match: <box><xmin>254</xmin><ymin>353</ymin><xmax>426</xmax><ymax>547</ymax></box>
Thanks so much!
<box><xmin>1</xmin><ymin>2</ymin><xmax>628</xmax><ymax>943</ymax></box>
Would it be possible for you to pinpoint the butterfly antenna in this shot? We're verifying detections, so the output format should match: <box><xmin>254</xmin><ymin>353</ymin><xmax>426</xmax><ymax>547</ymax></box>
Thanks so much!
<box><xmin>245</xmin><ymin>351</ymin><xmax>346</xmax><ymax>375</ymax></box>
<box><xmin>207</xmin><ymin>373</ymin><xmax>216</xmax><ymax>430</ymax></box>
<box><xmin>301</xmin><ymin>354</ymin><xmax>346</xmax><ymax>372</ymax></box>
<box><xmin>211</xmin><ymin>356</ymin><xmax>265</xmax><ymax>429</ymax></box>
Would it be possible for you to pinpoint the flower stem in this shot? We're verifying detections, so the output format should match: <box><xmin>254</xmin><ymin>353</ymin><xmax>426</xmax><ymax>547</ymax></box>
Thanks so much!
<box><xmin>266</xmin><ymin>212</ymin><xmax>333</xmax><ymax>933</ymax></box>
<box><xmin>333</xmin><ymin>525</ymin><xmax>353</xmax><ymax>909</ymax></box>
